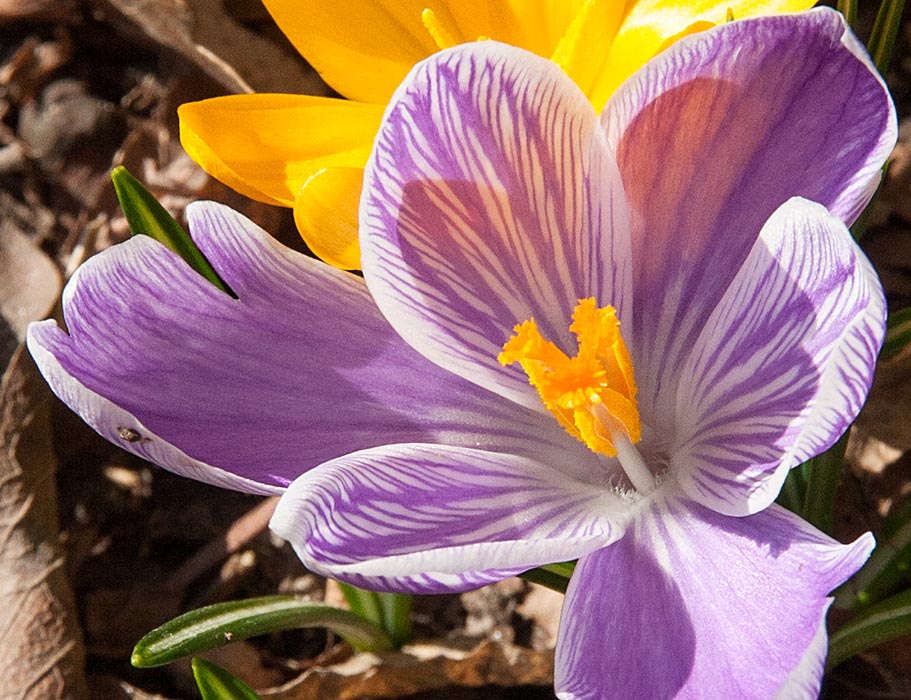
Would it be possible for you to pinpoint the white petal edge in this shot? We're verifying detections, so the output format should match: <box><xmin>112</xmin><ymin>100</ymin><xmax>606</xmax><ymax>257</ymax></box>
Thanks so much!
<box><xmin>673</xmin><ymin>197</ymin><xmax>885</xmax><ymax>516</ymax></box>
<box><xmin>270</xmin><ymin>443</ymin><xmax>629</xmax><ymax>592</ymax></box>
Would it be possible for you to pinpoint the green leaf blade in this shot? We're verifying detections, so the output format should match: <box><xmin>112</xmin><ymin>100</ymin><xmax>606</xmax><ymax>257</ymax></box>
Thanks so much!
<box><xmin>881</xmin><ymin>307</ymin><xmax>911</xmax><ymax>361</ymax></box>
<box><xmin>519</xmin><ymin>561</ymin><xmax>576</xmax><ymax>594</ymax></box>
<box><xmin>776</xmin><ymin>463</ymin><xmax>808</xmax><ymax>516</ymax></box>
<box><xmin>837</xmin><ymin>0</ymin><xmax>858</xmax><ymax>29</ymax></box>
<box><xmin>827</xmin><ymin>587</ymin><xmax>911</xmax><ymax>670</ymax></box>
<box><xmin>838</xmin><ymin>498</ymin><xmax>911</xmax><ymax>610</ymax></box>
<box><xmin>801</xmin><ymin>433</ymin><xmax>849</xmax><ymax>536</ymax></box>
<box><xmin>131</xmin><ymin>595</ymin><xmax>393</xmax><ymax>668</ymax></box>
<box><xmin>867</xmin><ymin>0</ymin><xmax>906</xmax><ymax>75</ymax></box>
<box><xmin>192</xmin><ymin>658</ymin><xmax>261</xmax><ymax>700</ymax></box>
<box><xmin>110</xmin><ymin>166</ymin><xmax>235</xmax><ymax>296</ymax></box>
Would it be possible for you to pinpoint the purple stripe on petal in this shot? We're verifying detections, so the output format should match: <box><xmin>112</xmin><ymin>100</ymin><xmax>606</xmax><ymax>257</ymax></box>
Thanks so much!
<box><xmin>555</xmin><ymin>500</ymin><xmax>873</xmax><ymax>700</ymax></box>
<box><xmin>672</xmin><ymin>198</ymin><xmax>885</xmax><ymax>516</ymax></box>
<box><xmin>29</xmin><ymin>202</ymin><xmax>592</xmax><ymax>491</ymax></box>
<box><xmin>362</xmin><ymin>42</ymin><xmax>633</xmax><ymax>409</ymax></box>
<box><xmin>603</xmin><ymin>8</ymin><xmax>895</xmax><ymax>414</ymax></box>
<box><xmin>271</xmin><ymin>443</ymin><xmax>627</xmax><ymax>594</ymax></box>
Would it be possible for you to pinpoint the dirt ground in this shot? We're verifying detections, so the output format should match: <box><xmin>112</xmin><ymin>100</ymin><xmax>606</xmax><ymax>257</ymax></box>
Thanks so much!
<box><xmin>2</xmin><ymin>1</ymin><xmax>911</xmax><ymax>699</ymax></box>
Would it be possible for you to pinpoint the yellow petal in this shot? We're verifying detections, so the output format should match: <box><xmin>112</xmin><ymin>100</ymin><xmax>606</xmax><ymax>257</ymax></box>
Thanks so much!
<box><xmin>440</xmin><ymin>1</ymin><xmax>585</xmax><ymax>55</ymax></box>
<box><xmin>178</xmin><ymin>94</ymin><xmax>383</xmax><ymax>206</ymax></box>
<box><xmin>550</xmin><ymin>0</ymin><xmax>628</xmax><ymax>103</ymax></box>
<box><xmin>559</xmin><ymin>0</ymin><xmax>817</xmax><ymax>111</ymax></box>
<box><xmin>293</xmin><ymin>167</ymin><xmax>364</xmax><ymax>270</ymax></box>
<box><xmin>262</xmin><ymin>0</ymin><xmax>584</xmax><ymax>103</ymax></box>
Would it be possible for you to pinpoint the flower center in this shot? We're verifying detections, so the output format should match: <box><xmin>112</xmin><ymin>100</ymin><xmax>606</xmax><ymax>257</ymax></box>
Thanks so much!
<box><xmin>499</xmin><ymin>299</ymin><xmax>655</xmax><ymax>494</ymax></box>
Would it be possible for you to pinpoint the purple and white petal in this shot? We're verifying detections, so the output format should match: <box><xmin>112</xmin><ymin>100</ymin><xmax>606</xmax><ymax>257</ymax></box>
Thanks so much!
<box><xmin>672</xmin><ymin>198</ymin><xmax>884</xmax><ymax>516</ymax></box>
<box><xmin>28</xmin><ymin>336</ymin><xmax>281</xmax><ymax>494</ymax></box>
<box><xmin>29</xmin><ymin>202</ymin><xmax>592</xmax><ymax>491</ymax></box>
<box><xmin>270</xmin><ymin>443</ymin><xmax>627</xmax><ymax>594</ymax></box>
<box><xmin>773</xmin><ymin>615</ymin><xmax>829</xmax><ymax>700</ymax></box>
<box><xmin>554</xmin><ymin>500</ymin><xmax>873</xmax><ymax>700</ymax></box>
<box><xmin>602</xmin><ymin>8</ymin><xmax>895</xmax><ymax>418</ymax></box>
<box><xmin>362</xmin><ymin>42</ymin><xmax>632</xmax><ymax>409</ymax></box>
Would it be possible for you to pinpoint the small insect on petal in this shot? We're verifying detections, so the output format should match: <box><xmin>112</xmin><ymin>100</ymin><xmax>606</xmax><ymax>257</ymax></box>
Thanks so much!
<box><xmin>118</xmin><ymin>427</ymin><xmax>150</xmax><ymax>443</ymax></box>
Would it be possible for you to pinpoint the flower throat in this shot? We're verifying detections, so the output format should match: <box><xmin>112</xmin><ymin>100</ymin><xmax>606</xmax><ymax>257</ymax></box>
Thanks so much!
<box><xmin>499</xmin><ymin>298</ymin><xmax>655</xmax><ymax>494</ymax></box>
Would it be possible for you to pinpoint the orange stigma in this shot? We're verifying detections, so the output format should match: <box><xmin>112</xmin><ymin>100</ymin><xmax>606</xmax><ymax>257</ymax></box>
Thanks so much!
<box><xmin>499</xmin><ymin>299</ymin><xmax>641</xmax><ymax>457</ymax></box>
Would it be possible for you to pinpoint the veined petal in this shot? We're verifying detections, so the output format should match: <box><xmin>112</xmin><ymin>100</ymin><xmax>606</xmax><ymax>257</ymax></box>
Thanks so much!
<box><xmin>583</xmin><ymin>0</ymin><xmax>816</xmax><ymax>110</ymax></box>
<box><xmin>773</xmin><ymin>616</ymin><xmax>828</xmax><ymax>700</ymax></box>
<box><xmin>28</xmin><ymin>202</ymin><xmax>585</xmax><ymax>491</ymax></box>
<box><xmin>271</xmin><ymin>443</ymin><xmax>627</xmax><ymax>594</ymax></box>
<box><xmin>673</xmin><ymin>198</ymin><xmax>885</xmax><ymax>516</ymax></box>
<box><xmin>27</xmin><ymin>336</ymin><xmax>280</xmax><ymax>496</ymax></box>
<box><xmin>555</xmin><ymin>500</ymin><xmax>874</xmax><ymax>700</ymax></box>
<box><xmin>362</xmin><ymin>42</ymin><xmax>633</xmax><ymax>410</ymax></box>
<box><xmin>263</xmin><ymin>0</ymin><xmax>582</xmax><ymax>103</ymax></box>
<box><xmin>602</xmin><ymin>8</ymin><xmax>896</xmax><ymax>419</ymax></box>
<box><xmin>178</xmin><ymin>94</ymin><xmax>382</xmax><ymax>206</ymax></box>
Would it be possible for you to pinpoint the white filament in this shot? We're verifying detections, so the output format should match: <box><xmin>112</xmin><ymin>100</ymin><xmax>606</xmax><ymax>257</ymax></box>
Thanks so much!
<box><xmin>611</xmin><ymin>430</ymin><xmax>655</xmax><ymax>494</ymax></box>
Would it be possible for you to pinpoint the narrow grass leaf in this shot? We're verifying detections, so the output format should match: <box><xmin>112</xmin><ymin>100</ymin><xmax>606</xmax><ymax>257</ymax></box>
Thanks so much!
<box><xmin>827</xmin><ymin>587</ymin><xmax>911</xmax><ymax>670</ymax></box>
<box><xmin>837</xmin><ymin>0</ymin><xmax>857</xmax><ymax>28</ymax></box>
<box><xmin>131</xmin><ymin>595</ymin><xmax>393</xmax><ymax>667</ymax></box>
<box><xmin>881</xmin><ymin>307</ymin><xmax>911</xmax><ymax>361</ymax></box>
<box><xmin>776</xmin><ymin>464</ymin><xmax>808</xmax><ymax>516</ymax></box>
<box><xmin>867</xmin><ymin>0</ymin><xmax>906</xmax><ymax>74</ymax></box>
<box><xmin>801</xmin><ymin>433</ymin><xmax>849</xmax><ymax>536</ymax></box>
<box><xmin>111</xmin><ymin>166</ymin><xmax>235</xmax><ymax>296</ymax></box>
<box><xmin>520</xmin><ymin>567</ymin><xmax>569</xmax><ymax>594</ymax></box>
<box><xmin>192</xmin><ymin>658</ymin><xmax>261</xmax><ymax>700</ymax></box>
<box><xmin>837</xmin><ymin>497</ymin><xmax>911</xmax><ymax>609</ymax></box>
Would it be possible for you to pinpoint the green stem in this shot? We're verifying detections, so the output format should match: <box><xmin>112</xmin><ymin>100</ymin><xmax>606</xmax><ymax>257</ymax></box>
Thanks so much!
<box><xmin>378</xmin><ymin>592</ymin><xmax>412</xmax><ymax>648</ymax></box>
<box><xmin>339</xmin><ymin>582</ymin><xmax>384</xmax><ymax>626</ymax></box>
<box><xmin>802</xmin><ymin>433</ymin><xmax>849</xmax><ymax>536</ymax></box>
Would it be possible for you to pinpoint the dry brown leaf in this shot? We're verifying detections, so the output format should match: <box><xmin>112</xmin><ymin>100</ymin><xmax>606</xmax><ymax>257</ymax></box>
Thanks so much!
<box><xmin>263</xmin><ymin>638</ymin><xmax>554</xmax><ymax>700</ymax></box>
<box><xmin>95</xmin><ymin>0</ymin><xmax>327</xmax><ymax>95</ymax></box>
<box><xmin>516</xmin><ymin>583</ymin><xmax>564</xmax><ymax>650</ymax></box>
<box><xmin>0</xmin><ymin>220</ymin><xmax>61</xmax><ymax>369</ymax></box>
<box><xmin>855</xmin><ymin>347</ymin><xmax>911</xmax><ymax>453</ymax></box>
<box><xmin>0</xmin><ymin>345</ymin><xmax>88</xmax><ymax>699</ymax></box>
<box><xmin>0</xmin><ymin>0</ymin><xmax>76</xmax><ymax>23</ymax></box>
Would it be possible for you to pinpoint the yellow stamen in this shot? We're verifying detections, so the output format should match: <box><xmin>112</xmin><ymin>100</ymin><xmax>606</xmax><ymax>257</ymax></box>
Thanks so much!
<box><xmin>498</xmin><ymin>299</ymin><xmax>641</xmax><ymax>458</ymax></box>
<box><xmin>422</xmin><ymin>8</ymin><xmax>459</xmax><ymax>50</ymax></box>
<box><xmin>549</xmin><ymin>0</ymin><xmax>599</xmax><ymax>72</ymax></box>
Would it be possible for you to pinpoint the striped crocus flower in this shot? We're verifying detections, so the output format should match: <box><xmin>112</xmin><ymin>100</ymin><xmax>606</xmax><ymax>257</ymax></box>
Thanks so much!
<box><xmin>30</xmin><ymin>8</ymin><xmax>895</xmax><ymax>698</ymax></box>
<box><xmin>179</xmin><ymin>0</ymin><xmax>815</xmax><ymax>270</ymax></box>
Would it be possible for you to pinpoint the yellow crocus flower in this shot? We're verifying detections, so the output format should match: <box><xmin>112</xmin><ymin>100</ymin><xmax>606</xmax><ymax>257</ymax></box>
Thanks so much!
<box><xmin>178</xmin><ymin>0</ymin><xmax>814</xmax><ymax>269</ymax></box>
